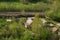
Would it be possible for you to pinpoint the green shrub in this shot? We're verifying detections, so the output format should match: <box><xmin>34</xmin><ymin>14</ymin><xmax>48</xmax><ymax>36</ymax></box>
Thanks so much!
<box><xmin>0</xmin><ymin>18</ymin><xmax>8</xmax><ymax>29</ymax></box>
<box><xmin>0</xmin><ymin>18</ymin><xmax>26</xmax><ymax>39</ymax></box>
<box><xmin>45</xmin><ymin>7</ymin><xmax>60</xmax><ymax>22</ymax></box>
<box><xmin>31</xmin><ymin>14</ymin><xmax>52</xmax><ymax>40</ymax></box>
<box><xmin>0</xmin><ymin>17</ymin><xmax>58</xmax><ymax>40</ymax></box>
<box><xmin>52</xmin><ymin>7</ymin><xmax>60</xmax><ymax>22</ymax></box>
<box><xmin>20</xmin><ymin>30</ymin><xmax>34</xmax><ymax>40</ymax></box>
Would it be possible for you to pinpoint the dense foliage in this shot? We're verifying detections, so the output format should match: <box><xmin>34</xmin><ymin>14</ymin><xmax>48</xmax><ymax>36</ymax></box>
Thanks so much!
<box><xmin>0</xmin><ymin>0</ymin><xmax>60</xmax><ymax>40</ymax></box>
<box><xmin>0</xmin><ymin>0</ymin><xmax>54</xmax><ymax>12</ymax></box>
<box><xmin>0</xmin><ymin>14</ymin><xmax>59</xmax><ymax>40</ymax></box>
<box><xmin>0</xmin><ymin>2</ymin><xmax>50</xmax><ymax>12</ymax></box>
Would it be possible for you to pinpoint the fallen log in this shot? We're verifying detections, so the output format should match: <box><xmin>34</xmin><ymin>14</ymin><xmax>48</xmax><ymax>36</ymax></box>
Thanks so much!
<box><xmin>0</xmin><ymin>12</ymin><xmax>45</xmax><ymax>18</ymax></box>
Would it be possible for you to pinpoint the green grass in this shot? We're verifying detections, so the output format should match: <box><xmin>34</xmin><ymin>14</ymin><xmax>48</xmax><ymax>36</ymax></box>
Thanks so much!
<box><xmin>45</xmin><ymin>5</ymin><xmax>60</xmax><ymax>22</ymax></box>
<box><xmin>0</xmin><ymin>2</ymin><xmax>51</xmax><ymax>12</ymax></box>
<box><xmin>0</xmin><ymin>17</ymin><xmax>59</xmax><ymax>40</ymax></box>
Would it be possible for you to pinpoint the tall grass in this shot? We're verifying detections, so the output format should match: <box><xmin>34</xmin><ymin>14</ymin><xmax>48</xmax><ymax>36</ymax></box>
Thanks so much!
<box><xmin>0</xmin><ymin>2</ymin><xmax>50</xmax><ymax>12</ymax></box>
<box><xmin>45</xmin><ymin>7</ymin><xmax>60</xmax><ymax>22</ymax></box>
<box><xmin>0</xmin><ymin>17</ymin><xmax>59</xmax><ymax>40</ymax></box>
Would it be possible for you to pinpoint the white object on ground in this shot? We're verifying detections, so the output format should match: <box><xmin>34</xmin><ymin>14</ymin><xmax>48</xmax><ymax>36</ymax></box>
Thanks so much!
<box><xmin>41</xmin><ymin>19</ymin><xmax>47</xmax><ymax>24</ymax></box>
<box><xmin>49</xmin><ymin>23</ymin><xmax>54</xmax><ymax>26</ymax></box>
<box><xmin>56</xmin><ymin>23</ymin><xmax>60</xmax><ymax>27</ymax></box>
<box><xmin>45</xmin><ymin>16</ymin><xmax>49</xmax><ymax>19</ymax></box>
<box><xmin>52</xmin><ymin>27</ymin><xmax>57</xmax><ymax>33</ymax></box>
<box><xmin>6</xmin><ymin>19</ymin><xmax>12</xmax><ymax>22</ymax></box>
<box><xmin>25</xmin><ymin>18</ymin><xmax>33</xmax><ymax>28</ymax></box>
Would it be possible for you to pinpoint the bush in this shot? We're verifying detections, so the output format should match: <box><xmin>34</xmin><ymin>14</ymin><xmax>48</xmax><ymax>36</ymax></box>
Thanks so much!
<box><xmin>0</xmin><ymin>17</ymin><xmax>58</xmax><ymax>40</ymax></box>
<box><xmin>52</xmin><ymin>7</ymin><xmax>60</xmax><ymax>22</ymax></box>
<box><xmin>31</xmin><ymin>14</ymin><xmax>52</xmax><ymax>40</ymax></box>
<box><xmin>0</xmin><ymin>18</ymin><xmax>8</xmax><ymax>29</ymax></box>
<box><xmin>45</xmin><ymin>7</ymin><xmax>60</xmax><ymax>22</ymax></box>
<box><xmin>0</xmin><ymin>18</ymin><xmax>26</xmax><ymax>40</ymax></box>
<box><xmin>20</xmin><ymin>30</ymin><xmax>34</xmax><ymax>40</ymax></box>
